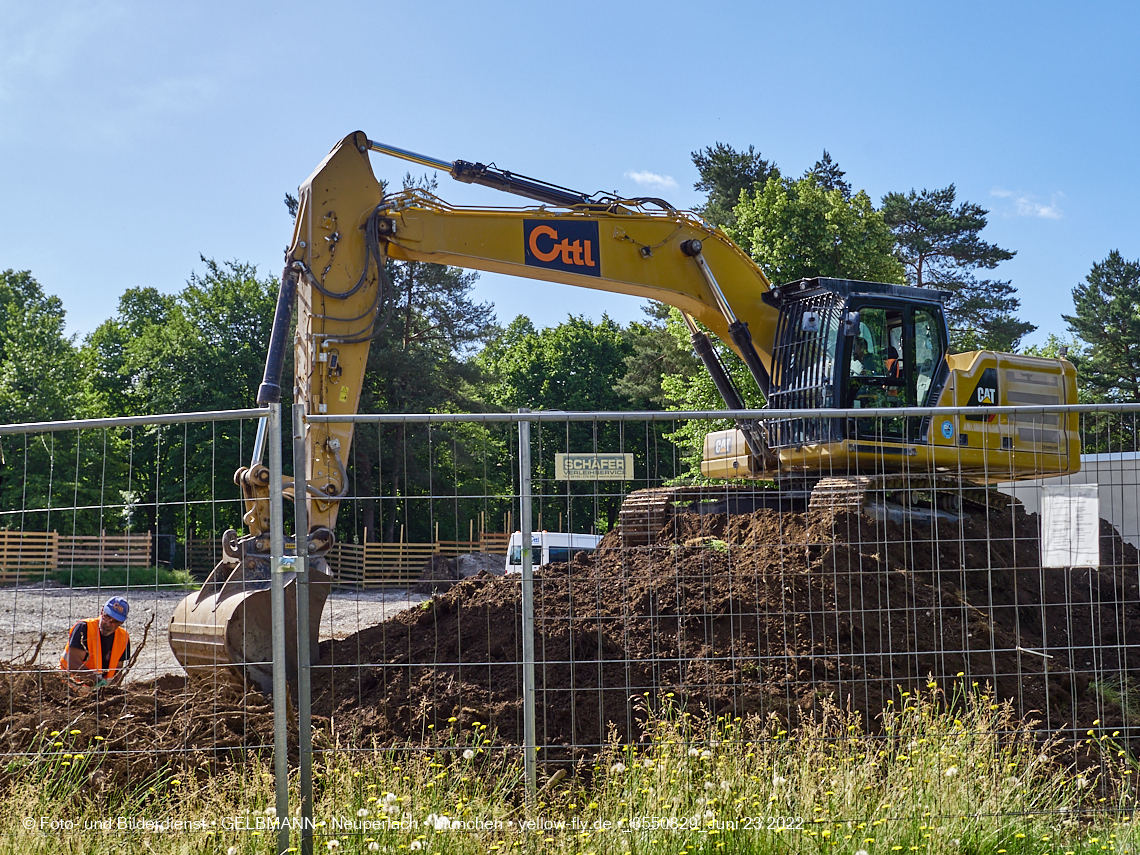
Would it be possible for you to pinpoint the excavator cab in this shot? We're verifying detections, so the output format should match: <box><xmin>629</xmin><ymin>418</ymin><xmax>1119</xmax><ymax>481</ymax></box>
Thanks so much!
<box><xmin>763</xmin><ymin>277</ymin><xmax>950</xmax><ymax>451</ymax></box>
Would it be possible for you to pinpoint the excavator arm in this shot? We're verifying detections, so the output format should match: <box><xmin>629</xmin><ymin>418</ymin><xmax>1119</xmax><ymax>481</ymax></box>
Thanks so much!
<box><xmin>254</xmin><ymin>130</ymin><xmax>781</xmax><ymax>535</ymax></box>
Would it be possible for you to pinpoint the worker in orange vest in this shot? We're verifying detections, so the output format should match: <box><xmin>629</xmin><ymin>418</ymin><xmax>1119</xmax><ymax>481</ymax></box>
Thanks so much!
<box><xmin>60</xmin><ymin>596</ymin><xmax>131</xmax><ymax>688</ymax></box>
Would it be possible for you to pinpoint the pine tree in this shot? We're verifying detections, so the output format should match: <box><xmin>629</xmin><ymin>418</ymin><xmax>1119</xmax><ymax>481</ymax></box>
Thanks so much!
<box><xmin>881</xmin><ymin>185</ymin><xmax>1034</xmax><ymax>352</ymax></box>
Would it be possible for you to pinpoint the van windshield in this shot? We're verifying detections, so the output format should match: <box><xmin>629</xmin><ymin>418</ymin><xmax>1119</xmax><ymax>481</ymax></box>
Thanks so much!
<box><xmin>509</xmin><ymin>546</ymin><xmax>523</xmax><ymax>565</ymax></box>
<box><xmin>548</xmin><ymin>546</ymin><xmax>594</xmax><ymax>564</ymax></box>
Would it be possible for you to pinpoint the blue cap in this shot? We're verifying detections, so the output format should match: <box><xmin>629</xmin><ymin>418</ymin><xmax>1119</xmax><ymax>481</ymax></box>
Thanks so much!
<box><xmin>103</xmin><ymin>597</ymin><xmax>128</xmax><ymax>622</ymax></box>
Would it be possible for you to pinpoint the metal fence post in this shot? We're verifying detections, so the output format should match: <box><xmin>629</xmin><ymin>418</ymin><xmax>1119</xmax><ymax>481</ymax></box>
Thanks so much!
<box><xmin>293</xmin><ymin>403</ymin><xmax>314</xmax><ymax>855</ymax></box>
<box><xmin>267</xmin><ymin>403</ymin><xmax>291</xmax><ymax>853</ymax></box>
<box><xmin>518</xmin><ymin>409</ymin><xmax>537</xmax><ymax>803</ymax></box>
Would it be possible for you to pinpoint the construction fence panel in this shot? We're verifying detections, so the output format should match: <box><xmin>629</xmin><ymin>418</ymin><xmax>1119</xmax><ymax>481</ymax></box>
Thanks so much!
<box><xmin>305</xmin><ymin>404</ymin><xmax>1140</xmax><ymax>830</ymax></box>
<box><xmin>2</xmin><ymin>402</ymin><xmax>1140</xmax><ymax>848</ymax></box>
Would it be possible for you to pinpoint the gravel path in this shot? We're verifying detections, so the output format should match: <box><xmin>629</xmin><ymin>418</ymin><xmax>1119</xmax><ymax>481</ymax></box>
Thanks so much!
<box><xmin>0</xmin><ymin>583</ymin><xmax>428</xmax><ymax>683</ymax></box>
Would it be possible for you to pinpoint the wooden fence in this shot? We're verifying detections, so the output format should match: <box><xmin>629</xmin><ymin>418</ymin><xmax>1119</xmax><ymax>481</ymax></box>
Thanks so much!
<box><xmin>0</xmin><ymin>531</ymin><xmax>152</xmax><ymax>583</ymax></box>
<box><xmin>185</xmin><ymin>534</ymin><xmax>512</xmax><ymax>586</ymax></box>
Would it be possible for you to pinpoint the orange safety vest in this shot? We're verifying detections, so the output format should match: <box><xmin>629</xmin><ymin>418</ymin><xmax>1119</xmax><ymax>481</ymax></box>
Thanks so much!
<box><xmin>59</xmin><ymin>619</ymin><xmax>128</xmax><ymax>680</ymax></box>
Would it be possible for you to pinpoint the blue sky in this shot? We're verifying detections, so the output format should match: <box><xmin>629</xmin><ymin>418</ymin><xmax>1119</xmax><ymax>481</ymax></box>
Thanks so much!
<box><xmin>2</xmin><ymin>1</ymin><xmax>1136</xmax><ymax>349</ymax></box>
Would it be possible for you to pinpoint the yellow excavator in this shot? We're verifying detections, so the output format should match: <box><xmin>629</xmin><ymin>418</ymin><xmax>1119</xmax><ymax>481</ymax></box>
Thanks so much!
<box><xmin>169</xmin><ymin>131</ymin><xmax>1080</xmax><ymax>688</ymax></box>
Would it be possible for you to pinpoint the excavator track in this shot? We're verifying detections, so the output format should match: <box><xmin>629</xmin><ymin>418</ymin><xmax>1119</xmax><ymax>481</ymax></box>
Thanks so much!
<box><xmin>620</xmin><ymin>475</ymin><xmax>1015</xmax><ymax>544</ymax></box>
<box><xmin>618</xmin><ymin>483</ymin><xmax>812</xmax><ymax>546</ymax></box>
<box><xmin>808</xmin><ymin>473</ymin><xmax>1015</xmax><ymax>514</ymax></box>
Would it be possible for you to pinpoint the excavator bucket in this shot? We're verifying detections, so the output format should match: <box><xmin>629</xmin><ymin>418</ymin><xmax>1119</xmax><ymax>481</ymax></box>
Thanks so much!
<box><xmin>169</xmin><ymin>548</ymin><xmax>332</xmax><ymax>693</ymax></box>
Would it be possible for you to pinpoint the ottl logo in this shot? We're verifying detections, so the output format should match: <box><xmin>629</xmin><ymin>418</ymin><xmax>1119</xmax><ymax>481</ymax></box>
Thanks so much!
<box><xmin>524</xmin><ymin>220</ymin><xmax>601</xmax><ymax>277</ymax></box>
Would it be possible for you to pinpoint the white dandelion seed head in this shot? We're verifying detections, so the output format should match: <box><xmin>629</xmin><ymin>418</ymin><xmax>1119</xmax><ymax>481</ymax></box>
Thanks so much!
<box><xmin>368</xmin><ymin>844</ymin><xmax>381</xmax><ymax>852</ymax></box>
<box><xmin>700</xmin><ymin>750</ymin><xmax>713</xmax><ymax>760</ymax></box>
<box><xmin>609</xmin><ymin>762</ymin><xmax>626</xmax><ymax>774</ymax></box>
<box><xmin>264</xmin><ymin>806</ymin><xmax>276</xmax><ymax>816</ymax></box>
<box><xmin>856</xmin><ymin>850</ymin><xmax>871</xmax><ymax>855</ymax></box>
<box><xmin>704</xmin><ymin>780</ymin><xmax>715</xmax><ymax>791</ymax></box>
<box><xmin>326</xmin><ymin>841</ymin><xmax>340</xmax><ymax>851</ymax></box>
<box><xmin>671</xmin><ymin>794</ymin><xmax>683</xmax><ymax>806</ymax></box>
<box><xmin>1076</xmin><ymin>777</ymin><xmax>1089</xmax><ymax>789</ymax></box>
<box><xmin>704</xmin><ymin>809</ymin><xmax>716</xmax><ymax>821</ymax></box>
<box><xmin>227</xmin><ymin>849</ymin><xmax>239</xmax><ymax>855</ymax></box>
<box><xmin>720</xmin><ymin>779</ymin><xmax>731</xmax><ymax>792</ymax></box>
<box><xmin>357</xmin><ymin>808</ymin><xmax>369</xmax><ymax>818</ymax></box>
<box><xmin>384</xmin><ymin>792</ymin><xmax>399</xmax><ymax>805</ymax></box>
<box><xmin>642</xmin><ymin>758</ymin><xmax>654</xmax><ymax>768</ymax></box>
<box><xmin>772</xmin><ymin>775</ymin><xmax>787</xmax><ymax>787</ymax></box>
<box><xmin>462</xmin><ymin>748</ymin><xmax>475</xmax><ymax>761</ymax></box>
<box><xmin>688</xmin><ymin>747</ymin><xmax>701</xmax><ymax>757</ymax></box>
<box><xmin>944</xmin><ymin>766</ymin><xmax>958</xmax><ymax>777</ymax></box>
<box><xmin>384</xmin><ymin>804</ymin><xmax>400</xmax><ymax>816</ymax></box>
<box><xmin>696</xmin><ymin>797</ymin><xmax>707</xmax><ymax>807</ymax></box>
<box><xmin>409</xmin><ymin>841</ymin><xmax>423</xmax><ymax>851</ymax></box>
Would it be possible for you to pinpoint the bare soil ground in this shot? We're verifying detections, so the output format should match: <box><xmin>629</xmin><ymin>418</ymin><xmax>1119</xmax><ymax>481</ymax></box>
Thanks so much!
<box><xmin>2</xmin><ymin>503</ymin><xmax>1138</xmax><ymax>784</ymax></box>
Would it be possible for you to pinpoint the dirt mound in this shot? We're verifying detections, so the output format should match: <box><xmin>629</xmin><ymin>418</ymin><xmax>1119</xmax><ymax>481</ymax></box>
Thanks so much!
<box><xmin>0</xmin><ymin>669</ymin><xmax>287</xmax><ymax>789</ymax></box>
<box><xmin>311</xmin><ymin>504</ymin><xmax>1140</xmax><ymax>759</ymax></box>
<box><xmin>4</xmin><ymin>503</ymin><xmax>1137</xmax><ymax>780</ymax></box>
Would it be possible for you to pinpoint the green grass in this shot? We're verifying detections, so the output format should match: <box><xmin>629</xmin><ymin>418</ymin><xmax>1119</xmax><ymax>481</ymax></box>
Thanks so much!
<box><xmin>0</xmin><ymin>681</ymin><xmax>1138</xmax><ymax>853</ymax></box>
<box><xmin>51</xmin><ymin>565</ymin><xmax>198</xmax><ymax>590</ymax></box>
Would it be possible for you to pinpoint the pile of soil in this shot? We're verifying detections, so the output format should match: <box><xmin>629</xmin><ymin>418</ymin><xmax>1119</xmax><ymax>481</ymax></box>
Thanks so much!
<box><xmin>311</xmin><ymin>504</ymin><xmax>1140</xmax><ymax>759</ymax></box>
<box><xmin>3</xmin><ymin>503</ymin><xmax>1138</xmax><ymax>781</ymax></box>
<box><xmin>0</xmin><ymin>669</ymin><xmax>287</xmax><ymax>789</ymax></box>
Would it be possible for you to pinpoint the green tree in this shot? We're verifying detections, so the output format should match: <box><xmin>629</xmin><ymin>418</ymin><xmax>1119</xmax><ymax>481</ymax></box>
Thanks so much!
<box><xmin>478</xmin><ymin>314</ymin><xmax>673</xmax><ymax>532</ymax></box>
<box><xmin>730</xmin><ymin>171</ymin><xmax>905</xmax><ymax>285</ymax></box>
<box><xmin>1064</xmin><ymin>251</ymin><xmax>1140</xmax><ymax>403</ymax></box>
<box><xmin>0</xmin><ymin>271</ymin><xmax>87</xmax><ymax>533</ymax></box>
<box><xmin>806</xmin><ymin>150</ymin><xmax>851</xmax><ymax>198</ymax></box>
<box><xmin>80</xmin><ymin>260</ymin><xmax>281</xmax><ymax>540</ymax></box>
<box><xmin>615</xmin><ymin>303</ymin><xmax>701</xmax><ymax>409</ymax></box>
<box><xmin>355</xmin><ymin>257</ymin><xmax>498</xmax><ymax>543</ymax></box>
<box><xmin>880</xmin><ymin>185</ymin><xmax>1034</xmax><ymax>352</ymax></box>
<box><xmin>659</xmin><ymin>308</ymin><xmax>764</xmax><ymax>481</ymax></box>
<box><xmin>691</xmin><ymin>143</ymin><xmax>775</xmax><ymax>230</ymax></box>
<box><xmin>0</xmin><ymin>270</ymin><xmax>78</xmax><ymax>423</ymax></box>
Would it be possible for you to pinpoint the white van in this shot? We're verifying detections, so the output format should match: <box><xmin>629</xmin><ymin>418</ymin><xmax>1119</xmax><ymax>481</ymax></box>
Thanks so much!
<box><xmin>505</xmin><ymin>531</ymin><xmax>603</xmax><ymax>574</ymax></box>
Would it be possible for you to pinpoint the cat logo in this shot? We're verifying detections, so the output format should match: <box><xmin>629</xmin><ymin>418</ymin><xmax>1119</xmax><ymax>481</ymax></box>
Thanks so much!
<box><xmin>524</xmin><ymin>220</ymin><xmax>601</xmax><ymax>277</ymax></box>
<box><xmin>714</xmin><ymin>435</ymin><xmax>734</xmax><ymax>455</ymax></box>
<box><xmin>966</xmin><ymin>367</ymin><xmax>1000</xmax><ymax>422</ymax></box>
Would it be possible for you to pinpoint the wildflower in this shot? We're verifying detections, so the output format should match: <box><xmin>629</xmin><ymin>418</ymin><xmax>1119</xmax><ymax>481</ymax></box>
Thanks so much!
<box><xmin>688</xmin><ymin>748</ymin><xmax>700</xmax><ymax>757</ymax></box>
<box><xmin>265</xmin><ymin>807</ymin><xmax>277</xmax><ymax>816</ymax></box>
<box><xmin>357</xmin><ymin>808</ymin><xmax>369</xmax><ymax>818</ymax></box>
<box><xmin>772</xmin><ymin>775</ymin><xmax>787</xmax><ymax>787</ymax></box>
<box><xmin>410</xmin><ymin>841</ymin><xmax>423</xmax><ymax>850</ymax></box>
<box><xmin>944</xmin><ymin>766</ymin><xmax>958</xmax><ymax>777</ymax></box>
<box><xmin>69</xmin><ymin>729</ymin><xmax>81</xmax><ymax>735</ymax></box>
<box><xmin>385</xmin><ymin>793</ymin><xmax>399</xmax><ymax>804</ymax></box>
<box><xmin>610</xmin><ymin>762</ymin><xmax>626</xmax><ymax>774</ymax></box>
<box><xmin>704</xmin><ymin>810</ymin><xmax>716</xmax><ymax>821</ymax></box>
<box><xmin>50</xmin><ymin>731</ymin><xmax>60</xmax><ymax>737</ymax></box>
<box><xmin>326</xmin><ymin>842</ymin><xmax>339</xmax><ymax>851</ymax></box>
<box><xmin>705</xmin><ymin>781</ymin><xmax>715</xmax><ymax>791</ymax></box>
<box><xmin>228</xmin><ymin>849</ymin><xmax>239</xmax><ymax>855</ymax></box>
<box><xmin>425</xmin><ymin>814</ymin><xmax>451</xmax><ymax>830</ymax></box>
<box><xmin>642</xmin><ymin>759</ymin><xmax>653</xmax><ymax>769</ymax></box>
<box><xmin>462</xmin><ymin>748</ymin><xmax>475</xmax><ymax>760</ymax></box>
<box><xmin>700</xmin><ymin>750</ymin><xmax>712</xmax><ymax>760</ymax></box>
<box><xmin>856</xmin><ymin>850</ymin><xmax>870</xmax><ymax>855</ymax></box>
<box><xmin>368</xmin><ymin>845</ymin><xmax>380</xmax><ymax>852</ymax></box>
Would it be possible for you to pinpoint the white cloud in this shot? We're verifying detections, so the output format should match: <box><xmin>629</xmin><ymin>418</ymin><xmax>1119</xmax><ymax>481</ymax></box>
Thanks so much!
<box><xmin>625</xmin><ymin>170</ymin><xmax>678</xmax><ymax>190</ymax></box>
<box><xmin>990</xmin><ymin>187</ymin><xmax>1064</xmax><ymax>219</ymax></box>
